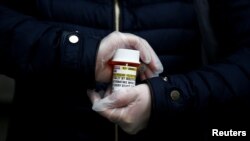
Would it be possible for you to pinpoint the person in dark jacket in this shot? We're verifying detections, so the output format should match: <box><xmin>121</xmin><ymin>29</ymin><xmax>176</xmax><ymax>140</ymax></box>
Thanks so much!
<box><xmin>0</xmin><ymin>0</ymin><xmax>250</xmax><ymax>141</ymax></box>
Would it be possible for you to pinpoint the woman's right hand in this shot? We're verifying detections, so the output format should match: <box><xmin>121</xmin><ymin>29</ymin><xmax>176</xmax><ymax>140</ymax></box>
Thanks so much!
<box><xmin>95</xmin><ymin>31</ymin><xmax>163</xmax><ymax>82</ymax></box>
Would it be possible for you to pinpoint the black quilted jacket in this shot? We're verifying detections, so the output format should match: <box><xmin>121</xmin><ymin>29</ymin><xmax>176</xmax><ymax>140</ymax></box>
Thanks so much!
<box><xmin>0</xmin><ymin>0</ymin><xmax>249</xmax><ymax>141</ymax></box>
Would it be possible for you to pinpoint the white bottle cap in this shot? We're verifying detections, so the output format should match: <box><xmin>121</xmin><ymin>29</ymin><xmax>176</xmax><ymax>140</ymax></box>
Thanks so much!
<box><xmin>112</xmin><ymin>49</ymin><xmax>140</xmax><ymax>64</ymax></box>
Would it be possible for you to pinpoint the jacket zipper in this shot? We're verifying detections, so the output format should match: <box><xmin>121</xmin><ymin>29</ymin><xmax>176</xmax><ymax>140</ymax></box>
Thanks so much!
<box><xmin>114</xmin><ymin>0</ymin><xmax>120</xmax><ymax>31</ymax></box>
<box><xmin>114</xmin><ymin>1</ymin><xmax>120</xmax><ymax>141</ymax></box>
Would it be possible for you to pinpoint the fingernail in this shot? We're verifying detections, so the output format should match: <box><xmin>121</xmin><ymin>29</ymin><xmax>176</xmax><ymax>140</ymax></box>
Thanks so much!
<box><xmin>143</xmin><ymin>56</ymin><xmax>151</xmax><ymax>64</ymax></box>
<box><xmin>155</xmin><ymin>64</ymin><xmax>164</xmax><ymax>74</ymax></box>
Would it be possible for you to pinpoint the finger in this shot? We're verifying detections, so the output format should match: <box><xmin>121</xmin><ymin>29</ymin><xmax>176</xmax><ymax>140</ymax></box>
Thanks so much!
<box><xmin>95</xmin><ymin>87</ymin><xmax>137</xmax><ymax>112</ymax></box>
<box><xmin>91</xmin><ymin>89</ymin><xmax>128</xmax><ymax>112</ymax></box>
<box><xmin>141</xmin><ymin>40</ymin><xmax>164</xmax><ymax>74</ymax></box>
<box><xmin>96</xmin><ymin>32</ymin><xmax>121</xmax><ymax>62</ymax></box>
<box><xmin>87</xmin><ymin>89</ymin><xmax>102</xmax><ymax>104</ymax></box>
<box><xmin>97</xmin><ymin>42</ymin><xmax>117</xmax><ymax>63</ymax></box>
<box><xmin>104</xmin><ymin>85</ymin><xmax>112</xmax><ymax>97</ymax></box>
<box><xmin>92</xmin><ymin>99</ymin><xmax>111</xmax><ymax>112</ymax></box>
<box><xmin>107</xmin><ymin>89</ymin><xmax>136</xmax><ymax>108</ymax></box>
<box><xmin>140</xmin><ymin>69</ymin><xmax>154</xmax><ymax>80</ymax></box>
<box><xmin>122</xmin><ymin>33</ymin><xmax>163</xmax><ymax>74</ymax></box>
<box><xmin>91</xmin><ymin>87</ymin><xmax>136</xmax><ymax>112</ymax></box>
<box><xmin>144</xmin><ymin>67</ymin><xmax>159</xmax><ymax>78</ymax></box>
<box><xmin>99</xmin><ymin>108</ymin><xmax>125</xmax><ymax>124</ymax></box>
<box><xmin>122</xmin><ymin>33</ymin><xmax>151</xmax><ymax>64</ymax></box>
<box><xmin>139</xmin><ymin>63</ymin><xmax>158</xmax><ymax>79</ymax></box>
<box><xmin>108</xmin><ymin>108</ymin><xmax>125</xmax><ymax>124</ymax></box>
<box><xmin>140</xmin><ymin>73</ymin><xmax>146</xmax><ymax>81</ymax></box>
<box><xmin>138</xmin><ymin>63</ymin><xmax>147</xmax><ymax>80</ymax></box>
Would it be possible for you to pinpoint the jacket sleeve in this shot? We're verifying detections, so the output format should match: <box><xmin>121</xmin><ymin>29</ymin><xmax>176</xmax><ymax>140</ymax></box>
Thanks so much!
<box><xmin>146</xmin><ymin>0</ymin><xmax>250</xmax><ymax>128</ymax></box>
<box><xmin>0</xmin><ymin>5</ymin><xmax>102</xmax><ymax>88</ymax></box>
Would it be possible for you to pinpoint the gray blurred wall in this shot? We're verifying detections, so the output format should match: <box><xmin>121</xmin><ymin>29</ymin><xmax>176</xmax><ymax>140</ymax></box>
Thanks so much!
<box><xmin>0</xmin><ymin>75</ymin><xmax>14</xmax><ymax>103</ymax></box>
<box><xmin>0</xmin><ymin>75</ymin><xmax>15</xmax><ymax>141</ymax></box>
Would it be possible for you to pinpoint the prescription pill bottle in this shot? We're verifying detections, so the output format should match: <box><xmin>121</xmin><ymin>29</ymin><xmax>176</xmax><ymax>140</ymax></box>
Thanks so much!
<box><xmin>110</xmin><ymin>49</ymin><xmax>140</xmax><ymax>92</ymax></box>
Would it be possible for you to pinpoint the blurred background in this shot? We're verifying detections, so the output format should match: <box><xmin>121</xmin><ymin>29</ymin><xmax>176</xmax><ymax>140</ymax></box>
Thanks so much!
<box><xmin>0</xmin><ymin>75</ymin><xmax>14</xmax><ymax>141</ymax></box>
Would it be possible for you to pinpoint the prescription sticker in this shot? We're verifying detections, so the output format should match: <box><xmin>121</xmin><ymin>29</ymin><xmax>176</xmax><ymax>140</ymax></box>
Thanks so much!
<box><xmin>112</xmin><ymin>65</ymin><xmax>137</xmax><ymax>91</ymax></box>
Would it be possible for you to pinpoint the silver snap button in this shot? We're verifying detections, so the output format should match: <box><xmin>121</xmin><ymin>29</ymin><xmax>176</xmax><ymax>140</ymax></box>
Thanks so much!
<box><xmin>163</xmin><ymin>77</ymin><xmax>168</xmax><ymax>82</ymax></box>
<box><xmin>170</xmin><ymin>90</ymin><xmax>180</xmax><ymax>101</ymax></box>
<box><xmin>69</xmin><ymin>35</ymin><xmax>79</xmax><ymax>44</ymax></box>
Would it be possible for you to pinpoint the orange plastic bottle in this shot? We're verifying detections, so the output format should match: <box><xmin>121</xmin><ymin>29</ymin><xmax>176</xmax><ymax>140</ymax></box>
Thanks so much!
<box><xmin>110</xmin><ymin>49</ymin><xmax>140</xmax><ymax>92</ymax></box>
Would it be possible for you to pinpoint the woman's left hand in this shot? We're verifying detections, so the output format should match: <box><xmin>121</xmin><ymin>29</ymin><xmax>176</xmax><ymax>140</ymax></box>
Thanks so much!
<box><xmin>88</xmin><ymin>84</ymin><xmax>151</xmax><ymax>134</ymax></box>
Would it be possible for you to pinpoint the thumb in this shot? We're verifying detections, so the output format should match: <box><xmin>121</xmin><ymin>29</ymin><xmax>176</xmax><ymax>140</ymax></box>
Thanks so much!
<box><xmin>90</xmin><ymin>88</ymin><xmax>136</xmax><ymax>122</ymax></box>
<box><xmin>91</xmin><ymin>88</ymin><xmax>133</xmax><ymax>112</ymax></box>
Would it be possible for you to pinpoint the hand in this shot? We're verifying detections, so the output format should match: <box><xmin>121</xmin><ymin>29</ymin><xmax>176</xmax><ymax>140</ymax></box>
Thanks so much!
<box><xmin>88</xmin><ymin>84</ymin><xmax>151</xmax><ymax>134</ymax></box>
<box><xmin>95</xmin><ymin>31</ymin><xmax>163</xmax><ymax>82</ymax></box>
